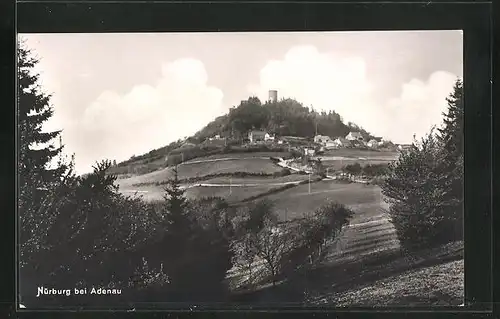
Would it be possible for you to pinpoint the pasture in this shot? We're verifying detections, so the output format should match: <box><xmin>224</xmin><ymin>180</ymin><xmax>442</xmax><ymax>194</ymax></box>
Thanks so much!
<box><xmin>262</xmin><ymin>181</ymin><xmax>386</xmax><ymax>222</ymax></box>
<box><xmin>201</xmin><ymin>174</ymin><xmax>309</xmax><ymax>185</ymax></box>
<box><xmin>116</xmin><ymin>157</ymin><xmax>283</xmax><ymax>188</ymax></box>
<box><xmin>321</xmin><ymin>159</ymin><xmax>394</xmax><ymax>171</ymax></box>
<box><xmin>118</xmin><ymin>182</ymin><xmax>291</xmax><ymax>204</ymax></box>
<box><xmin>254</xmin><ymin>181</ymin><xmax>398</xmax><ymax>262</ymax></box>
<box><xmin>314</xmin><ymin>149</ymin><xmax>398</xmax><ymax>171</ymax></box>
<box><xmin>185</xmin><ymin>185</ymin><xmax>280</xmax><ymax>203</ymax></box>
<box><xmin>184</xmin><ymin>152</ymin><xmax>292</xmax><ymax>162</ymax></box>
<box><xmin>320</xmin><ymin>149</ymin><xmax>399</xmax><ymax>159</ymax></box>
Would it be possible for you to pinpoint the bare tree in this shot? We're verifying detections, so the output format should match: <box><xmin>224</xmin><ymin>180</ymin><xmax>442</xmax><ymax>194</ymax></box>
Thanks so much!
<box><xmin>252</xmin><ymin>221</ymin><xmax>295</xmax><ymax>286</ymax></box>
<box><xmin>232</xmin><ymin>233</ymin><xmax>258</xmax><ymax>287</ymax></box>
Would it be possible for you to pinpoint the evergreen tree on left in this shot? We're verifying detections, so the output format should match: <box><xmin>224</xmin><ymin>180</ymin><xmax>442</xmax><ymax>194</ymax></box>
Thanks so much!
<box><xmin>18</xmin><ymin>40</ymin><xmax>71</xmax><ymax>284</ymax></box>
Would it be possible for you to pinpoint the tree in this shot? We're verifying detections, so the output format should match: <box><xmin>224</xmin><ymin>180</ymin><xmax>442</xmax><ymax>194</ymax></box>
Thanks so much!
<box><xmin>438</xmin><ymin>79</ymin><xmax>464</xmax><ymax>160</ymax></box>
<box><xmin>163</xmin><ymin>165</ymin><xmax>190</xmax><ymax>238</ymax></box>
<box><xmin>17</xmin><ymin>40</ymin><xmax>74</xmax><ymax>295</ymax></box>
<box><xmin>436</xmin><ymin>79</ymin><xmax>464</xmax><ymax>237</ymax></box>
<box><xmin>312</xmin><ymin>158</ymin><xmax>326</xmax><ymax>177</ymax></box>
<box><xmin>281</xmin><ymin>202</ymin><xmax>353</xmax><ymax>278</ymax></box>
<box><xmin>18</xmin><ymin>41</ymin><xmax>67</xmax><ymax>188</ymax></box>
<box><xmin>381</xmin><ymin>130</ymin><xmax>460</xmax><ymax>251</ymax></box>
<box><xmin>380</xmin><ymin>79</ymin><xmax>463</xmax><ymax>252</ymax></box>
<box><xmin>252</xmin><ymin>219</ymin><xmax>295</xmax><ymax>287</ymax></box>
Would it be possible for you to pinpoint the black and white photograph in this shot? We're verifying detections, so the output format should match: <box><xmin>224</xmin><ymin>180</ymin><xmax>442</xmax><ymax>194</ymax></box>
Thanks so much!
<box><xmin>18</xmin><ymin>30</ymin><xmax>464</xmax><ymax>308</ymax></box>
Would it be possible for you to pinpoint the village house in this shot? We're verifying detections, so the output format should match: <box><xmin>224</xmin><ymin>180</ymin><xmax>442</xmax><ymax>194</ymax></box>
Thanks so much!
<box><xmin>264</xmin><ymin>133</ymin><xmax>275</xmax><ymax>141</ymax></box>
<box><xmin>304</xmin><ymin>147</ymin><xmax>316</xmax><ymax>156</ymax></box>
<box><xmin>345</xmin><ymin>131</ymin><xmax>364</xmax><ymax>142</ymax></box>
<box><xmin>248</xmin><ymin>130</ymin><xmax>267</xmax><ymax>143</ymax></box>
<box><xmin>314</xmin><ymin>134</ymin><xmax>339</xmax><ymax>149</ymax></box>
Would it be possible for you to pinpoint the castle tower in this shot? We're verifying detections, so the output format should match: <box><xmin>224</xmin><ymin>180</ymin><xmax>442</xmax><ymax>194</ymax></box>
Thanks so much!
<box><xmin>268</xmin><ymin>90</ymin><xmax>278</xmax><ymax>103</ymax></box>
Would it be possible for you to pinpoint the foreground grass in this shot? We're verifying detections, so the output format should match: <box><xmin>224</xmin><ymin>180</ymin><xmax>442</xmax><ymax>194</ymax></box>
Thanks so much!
<box><xmin>323</xmin><ymin>259</ymin><xmax>464</xmax><ymax>307</ymax></box>
<box><xmin>233</xmin><ymin>241</ymin><xmax>463</xmax><ymax>306</ymax></box>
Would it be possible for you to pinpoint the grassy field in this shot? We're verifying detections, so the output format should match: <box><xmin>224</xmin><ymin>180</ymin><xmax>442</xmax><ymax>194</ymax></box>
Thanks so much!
<box><xmin>185</xmin><ymin>185</ymin><xmax>280</xmax><ymax>203</ymax></box>
<box><xmin>251</xmin><ymin>181</ymin><xmax>398</xmax><ymax>267</ymax></box>
<box><xmin>184</xmin><ymin>152</ymin><xmax>292</xmax><ymax>162</ymax></box>
<box><xmin>107</xmin><ymin>158</ymin><xmax>165</xmax><ymax>176</ymax></box>
<box><xmin>116</xmin><ymin>157</ymin><xmax>283</xmax><ymax>188</ymax></box>
<box><xmin>315</xmin><ymin>149</ymin><xmax>398</xmax><ymax>172</ymax></box>
<box><xmin>233</xmin><ymin>241</ymin><xmax>463</xmax><ymax>306</ymax></box>
<box><xmin>321</xmin><ymin>159</ymin><xmax>394</xmax><ymax>171</ymax></box>
<box><xmin>321</xmin><ymin>149</ymin><xmax>399</xmax><ymax>159</ymax></box>
<box><xmin>201</xmin><ymin>174</ymin><xmax>309</xmax><ymax>185</ymax></box>
<box><xmin>261</xmin><ymin>180</ymin><xmax>386</xmax><ymax>222</ymax></box>
<box><xmin>307</xmin><ymin>241</ymin><xmax>464</xmax><ymax>307</ymax></box>
<box><xmin>118</xmin><ymin>182</ymin><xmax>300</xmax><ymax>204</ymax></box>
<box><xmin>117</xmin><ymin>174</ymin><xmax>308</xmax><ymax>203</ymax></box>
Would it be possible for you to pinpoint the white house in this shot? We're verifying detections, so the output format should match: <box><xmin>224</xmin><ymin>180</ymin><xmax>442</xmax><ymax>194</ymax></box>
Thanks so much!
<box><xmin>345</xmin><ymin>131</ymin><xmax>364</xmax><ymax>141</ymax></box>
<box><xmin>248</xmin><ymin>130</ymin><xmax>267</xmax><ymax>143</ymax></box>
<box><xmin>304</xmin><ymin>148</ymin><xmax>316</xmax><ymax>156</ymax></box>
<box><xmin>265</xmin><ymin>133</ymin><xmax>275</xmax><ymax>141</ymax></box>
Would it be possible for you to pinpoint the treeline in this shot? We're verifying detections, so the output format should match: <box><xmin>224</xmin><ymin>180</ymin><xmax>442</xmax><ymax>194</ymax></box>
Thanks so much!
<box><xmin>381</xmin><ymin>79</ymin><xmax>464</xmax><ymax>252</ymax></box>
<box><xmin>18</xmin><ymin>43</ymin><xmax>355</xmax><ymax>307</ymax></box>
<box><xmin>194</xmin><ymin>96</ymin><xmax>376</xmax><ymax>142</ymax></box>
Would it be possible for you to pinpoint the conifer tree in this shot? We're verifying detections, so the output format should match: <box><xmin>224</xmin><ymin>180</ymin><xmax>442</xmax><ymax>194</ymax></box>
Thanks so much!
<box><xmin>18</xmin><ymin>40</ymin><xmax>70</xmax><ymax>262</ymax></box>
<box><xmin>18</xmin><ymin>40</ymin><xmax>66</xmax><ymax>192</ymax></box>
<box><xmin>438</xmin><ymin>79</ymin><xmax>464</xmax><ymax>161</ymax></box>
<box><xmin>436</xmin><ymin>78</ymin><xmax>464</xmax><ymax>237</ymax></box>
<box><xmin>163</xmin><ymin>165</ymin><xmax>191</xmax><ymax>238</ymax></box>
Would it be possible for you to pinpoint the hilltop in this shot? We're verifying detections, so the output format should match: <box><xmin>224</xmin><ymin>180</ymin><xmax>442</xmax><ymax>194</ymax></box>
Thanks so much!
<box><xmin>109</xmin><ymin>96</ymin><xmax>378</xmax><ymax>173</ymax></box>
<box><xmin>193</xmin><ymin>96</ymin><xmax>376</xmax><ymax>143</ymax></box>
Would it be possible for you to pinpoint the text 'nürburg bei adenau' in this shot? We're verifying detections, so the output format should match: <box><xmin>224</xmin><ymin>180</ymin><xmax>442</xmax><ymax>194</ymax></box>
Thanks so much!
<box><xmin>36</xmin><ymin>286</ymin><xmax>122</xmax><ymax>297</ymax></box>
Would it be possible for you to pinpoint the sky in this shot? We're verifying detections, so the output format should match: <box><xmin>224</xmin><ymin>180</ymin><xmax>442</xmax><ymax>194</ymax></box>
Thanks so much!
<box><xmin>21</xmin><ymin>31</ymin><xmax>463</xmax><ymax>175</ymax></box>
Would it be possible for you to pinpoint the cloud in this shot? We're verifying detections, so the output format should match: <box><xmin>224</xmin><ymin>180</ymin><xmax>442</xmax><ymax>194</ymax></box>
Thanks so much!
<box><xmin>248</xmin><ymin>45</ymin><xmax>458</xmax><ymax>144</ymax></box>
<box><xmin>383</xmin><ymin>71</ymin><xmax>458</xmax><ymax>143</ymax></box>
<box><xmin>75</xmin><ymin>58</ymin><xmax>224</xmax><ymax>174</ymax></box>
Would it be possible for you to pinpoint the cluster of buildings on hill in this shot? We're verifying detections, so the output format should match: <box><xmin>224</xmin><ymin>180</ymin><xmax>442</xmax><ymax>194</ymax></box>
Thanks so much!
<box><xmin>204</xmin><ymin>89</ymin><xmax>413</xmax><ymax>152</ymax></box>
<box><xmin>313</xmin><ymin>132</ymin><xmax>384</xmax><ymax>150</ymax></box>
<box><xmin>247</xmin><ymin>130</ymin><xmax>385</xmax><ymax>149</ymax></box>
<box><xmin>206</xmin><ymin>128</ymin><xmax>412</xmax><ymax>152</ymax></box>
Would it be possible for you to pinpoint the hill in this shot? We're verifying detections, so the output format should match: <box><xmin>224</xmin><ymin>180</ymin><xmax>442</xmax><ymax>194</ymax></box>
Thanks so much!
<box><xmin>194</xmin><ymin>96</ymin><xmax>376</xmax><ymax>142</ymax></box>
<box><xmin>109</xmin><ymin>96</ymin><xmax>378</xmax><ymax>173</ymax></box>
